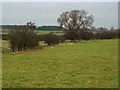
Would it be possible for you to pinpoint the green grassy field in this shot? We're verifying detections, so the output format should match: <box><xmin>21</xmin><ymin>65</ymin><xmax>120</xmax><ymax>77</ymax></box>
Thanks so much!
<box><xmin>34</xmin><ymin>30</ymin><xmax>64</xmax><ymax>35</ymax></box>
<box><xmin>1</xmin><ymin>29</ymin><xmax>64</xmax><ymax>35</ymax></box>
<box><xmin>2</xmin><ymin>39</ymin><xmax>118</xmax><ymax>88</ymax></box>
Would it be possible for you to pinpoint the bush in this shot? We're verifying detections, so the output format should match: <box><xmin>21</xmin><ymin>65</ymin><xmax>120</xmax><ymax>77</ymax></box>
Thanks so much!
<box><xmin>2</xmin><ymin>34</ymin><xmax>8</xmax><ymax>40</ymax></box>
<box><xmin>8</xmin><ymin>26</ymin><xmax>39</xmax><ymax>52</ymax></box>
<box><xmin>43</xmin><ymin>33</ymin><xmax>61</xmax><ymax>46</ymax></box>
<box><xmin>64</xmin><ymin>30</ymin><xmax>79</xmax><ymax>42</ymax></box>
<box><xmin>95</xmin><ymin>30</ymin><xmax>117</xmax><ymax>39</ymax></box>
<box><xmin>59</xmin><ymin>35</ymin><xmax>65</xmax><ymax>43</ymax></box>
<box><xmin>38</xmin><ymin>34</ymin><xmax>46</xmax><ymax>41</ymax></box>
<box><xmin>79</xmin><ymin>30</ymin><xmax>94</xmax><ymax>40</ymax></box>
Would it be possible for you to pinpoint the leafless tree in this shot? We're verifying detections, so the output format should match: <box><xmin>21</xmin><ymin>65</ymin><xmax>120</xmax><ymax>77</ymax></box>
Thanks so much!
<box><xmin>57</xmin><ymin>9</ymin><xmax>94</xmax><ymax>31</ymax></box>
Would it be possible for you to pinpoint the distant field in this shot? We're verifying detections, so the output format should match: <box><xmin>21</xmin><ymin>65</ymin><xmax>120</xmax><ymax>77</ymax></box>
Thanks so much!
<box><xmin>34</xmin><ymin>30</ymin><xmax>64</xmax><ymax>35</ymax></box>
<box><xmin>2</xmin><ymin>39</ymin><xmax>118</xmax><ymax>88</ymax></box>
<box><xmin>1</xmin><ymin>29</ymin><xmax>9</xmax><ymax>34</ymax></box>
<box><xmin>1</xmin><ymin>29</ymin><xmax>64</xmax><ymax>35</ymax></box>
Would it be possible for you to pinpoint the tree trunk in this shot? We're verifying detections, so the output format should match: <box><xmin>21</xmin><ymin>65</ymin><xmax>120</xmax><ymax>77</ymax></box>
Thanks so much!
<box><xmin>12</xmin><ymin>48</ymin><xmax>14</xmax><ymax>52</ymax></box>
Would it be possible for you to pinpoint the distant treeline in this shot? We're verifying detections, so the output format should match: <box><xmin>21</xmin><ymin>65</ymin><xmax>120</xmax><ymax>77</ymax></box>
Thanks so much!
<box><xmin>1</xmin><ymin>25</ymin><xmax>26</xmax><ymax>30</ymax></box>
<box><xmin>1</xmin><ymin>25</ymin><xmax>64</xmax><ymax>31</ymax></box>
<box><xmin>36</xmin><ymin>26</ymin><xmax>64</xmax><ymax>31</ymax></box>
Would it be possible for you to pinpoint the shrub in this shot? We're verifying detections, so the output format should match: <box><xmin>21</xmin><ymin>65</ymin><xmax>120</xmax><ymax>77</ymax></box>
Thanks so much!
<box><xmin>2</xmin><ymin>34</ymin><xmax>8</xmax><ymax>40</ymax></box>
<box><xmin>64</xmin><ymin>30</ymin><xmax>79</xmax><ymax>42</ymax></box>
<box><xmin>8</xmin><ymin>26</ymin><xmax>39</xmax><ymax>52</ymax></box>
<box><xmin>59</xmin><ymin>35</ymin><xmax>65</xmax><ymax>43</ymax></box>
<box><xmin>43</xmin><ymin>33</ymin><xmax>61</xmax><ymax>46</ymax></box>
<box><xmin>38</xmin><ymin>34</ymin><xmax>46</xmax><ymax>41</ymax></box>
<box><xmin>95</xmin><ymin>30</ymin><xmax>117</xmax><ymax>39</ymax></box>
<box><xmin>79</xmin><ymin>30</ymin><xmax>94</xmax><ymax>40</ymax></box>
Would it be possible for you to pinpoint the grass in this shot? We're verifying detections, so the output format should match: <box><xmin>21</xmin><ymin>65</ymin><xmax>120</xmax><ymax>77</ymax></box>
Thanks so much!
<box><xmin>1</xmin><ymin>29</ymin><xmax>64</xmax><ymax>35</ymax></box>
<box><xmin>34</xmin><ymin>30</ymin><xmax>64</xmax><ymax>35</ymax></box>
<box><xmin>2</xmin><ymin>39</ymin><xmax>118</xmax><ymax>88</ymax></box>
<box><xmin>2</xmin><ymin>40</ymin><xmax>10</xmax><ymax>54</ymax></box>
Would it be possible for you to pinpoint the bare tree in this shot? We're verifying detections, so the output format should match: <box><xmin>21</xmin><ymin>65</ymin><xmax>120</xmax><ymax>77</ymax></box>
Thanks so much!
<box><xmin>57</xmin><ymin>9</ymin><xmax>94</xmax><ymax>31</ymax></box>
<box><xmin>26</xmin><ymin>22</ymin><xmax>36</xmax><ymax>31</ymax></box>
<box><xmin>26</xmin><ymin>22</ymin><xmax>35</xmax><ymax>27</ymax></box>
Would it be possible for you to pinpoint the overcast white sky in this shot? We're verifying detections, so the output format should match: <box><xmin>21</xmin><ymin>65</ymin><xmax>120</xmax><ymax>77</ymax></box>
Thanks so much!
<box><xmin>1</xmin><ymin>1</ymin><xmax>118</xmax><ymax>29</ymax></box>
<box><xmin>1</xmin><ymin>0</ymin><xmax>119</xmax><ymax>2</ymax></box>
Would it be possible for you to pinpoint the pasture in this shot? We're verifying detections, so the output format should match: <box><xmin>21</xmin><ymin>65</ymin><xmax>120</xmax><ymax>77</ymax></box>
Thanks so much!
<box><xmin>34</xmin><ymin>30</ymin><xmax>64</xmax><ymax>35</ymax></box>
<box><xmin>1</xmin><ymin>29</ymin><xmax>64</xmax><ymax>34</ymax></box>
<box><xmin>2</xmin><ymin>39</ymin><xmax>118</xmax><ymax>88</ymax></box>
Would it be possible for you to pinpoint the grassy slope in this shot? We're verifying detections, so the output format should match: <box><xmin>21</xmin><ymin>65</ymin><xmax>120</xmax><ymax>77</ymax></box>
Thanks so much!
<box><xmin>2</xmin><ymin>39</ymin><xmax>118</xmax><ymax>88</ymax></box>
